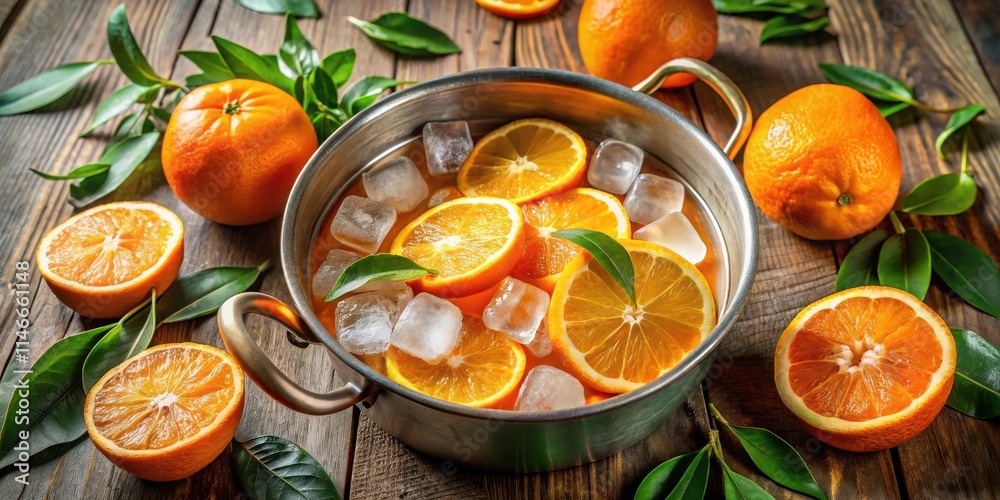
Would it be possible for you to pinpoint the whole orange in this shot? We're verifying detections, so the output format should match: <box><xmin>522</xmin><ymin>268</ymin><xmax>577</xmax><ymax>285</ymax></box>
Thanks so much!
<box><xmin>577</xmin><ymin>0</ymin><xmax>718</xmax><ymax>88</ymax></box>
<box><xmin>743</xmin><ymin>84</ymin><xmax>903</xmax><ymax>241</ymax></box>
<box><xmin>162</xmin><ymin>79</ymin><xmax>318</xmax><ymax>226</ymax></box>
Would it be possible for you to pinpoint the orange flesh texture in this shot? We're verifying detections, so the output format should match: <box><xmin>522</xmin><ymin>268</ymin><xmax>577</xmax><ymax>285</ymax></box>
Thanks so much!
<box><xmin>556</xmin><ymin>243</ymin><xmax>714</xmax><ymax>388</ymax></box>
<box><xmin>44</xmin><ymin>206</ymin><xmax>176</xmax><ymax>287</ymax></box>
<box><xmin>396</xmin><ymin>202</ymin><xmax>517</xmax><ymax>278</ymax></box>
<box><xmin>310</xmin><ymin>136</ymin><xmax>721</xmax><ymax>409</ymax></box>
<box><xmin>475</xmin><ymin>0</ymin><xmax>562</xmax><ymax>19</ymax></box>
<box><xmin>787</xmin><ymin>296</ymin><xmax>944</xmax><ymax>421</ymax></box>
<box><xmin>90</xmin><ymin>347</ymin><xmax>237</xmax><ymax>450</ymax></box>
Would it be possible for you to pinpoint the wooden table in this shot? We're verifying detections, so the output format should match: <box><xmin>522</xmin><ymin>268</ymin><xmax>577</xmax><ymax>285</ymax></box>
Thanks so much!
<box><xmin>1</xmin><ymin>0</ymin><xmax>998</xmax><ymax>498</ymax></box>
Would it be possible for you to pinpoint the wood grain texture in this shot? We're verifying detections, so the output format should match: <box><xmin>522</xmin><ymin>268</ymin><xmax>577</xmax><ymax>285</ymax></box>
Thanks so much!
<box><xmin>829</xmin><ymin>0</ymin><xmax>1000</xmax><ymax>497</ymax></box>
<box><xmin>951</xmin><ymin>0</ymin><xmax>1000</xmax><ymax>96</ymax></box>
<box><xmin>693</xmin><ymin>13</ymin><xmax>902</xmax><ymax>500</ymax></box>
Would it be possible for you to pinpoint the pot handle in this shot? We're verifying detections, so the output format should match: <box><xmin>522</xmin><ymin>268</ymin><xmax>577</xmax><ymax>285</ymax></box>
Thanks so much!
<box><xmin>217</xmin><ymin>292</ymin><xmax>367</xmax><ymax>415</ymax></box>
<box><xmin>632</xmin><ymin>57</ymin><xmax>753</xmax><ymax>159</ymax></box>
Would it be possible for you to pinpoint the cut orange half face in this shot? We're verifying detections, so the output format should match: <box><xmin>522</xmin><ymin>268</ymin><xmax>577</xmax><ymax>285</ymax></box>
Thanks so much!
<box><xmin>774</xmin><ymin>286</ymin><xmax>956</xmax><ymax>452</ymax></box>
<box><xmin>457</xmin><ymin>118</ymin><xmax>587</xmax><ymax>204</ymax></box>
<box><xmin>475</xmin><ymin>0</ymin><xmax>561</xmax><ymax>19</ymax></box>
<box><xmin>512</xmin><ymin>188</ymin><xmax>630</xmax><ymax>292</ymax></box>
<box><xmin>36</xmin><ymin>201</ymin><xmax>184</xmax><ymax>318</ymax></box>
<box><xmin>549</xmin><ymin>239</ymin><xmax>716</xmax><ymax>393</ymax></box>
<box><xmin>390</xmin><ymin>197</ymin><xmax>525</xmax><ymax>297</ymax></box>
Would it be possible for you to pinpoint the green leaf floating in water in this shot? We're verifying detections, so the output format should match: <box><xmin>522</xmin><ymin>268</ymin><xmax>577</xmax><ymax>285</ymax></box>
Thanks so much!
<box><xmin>947</xmin><ymin>328</ymin><xmax>1000</xmax><ymax>419</ymax></box>
<box><xmin>836</xmin><ymin>231</ymin><xmax>888</xmax><ymax>291</ymax></box>
<box><xmin>924</xmin><ymin>231</ymin><xmax>1000</xmax><ymax>319</ymax></box>
<box><xmin>349</xmin><ymin>12</ymin><xmax>460</xmax><ymax>57</ymax></box>
<box><xmin>902</xmin><ymin>172</ymin><xmax>977</xmax><ymax>216</ymax></box>
<box><xmin>553</xmin><ymin>228</ymin><xmax>636</xmax><ymax>305</ymax></box>
<box><xmin>232</xmin><ymin>435</ymin><xmax>340</xmax><ymax>500</ymax></box>
<box><xmin>327</xmin><ymin>254</ymin><xmax>437</xmax><ymax>302</ymax></box>
<box><xmin>877</xmin><ymin>227</ymin><xmax>931</xmax><ymax>300</ymax></box>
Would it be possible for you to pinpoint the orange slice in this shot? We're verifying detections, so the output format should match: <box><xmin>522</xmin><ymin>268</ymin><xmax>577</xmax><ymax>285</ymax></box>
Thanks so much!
<box><xmin>512</xmin><ymin>188</ymin><xmax>630</xmax><ymax>292</ymax></box>
<box><xmin>386</xmin><ymin>317</ymin><xmax>526</xmax><ymax>408</ymax></box>
<box><xmin>390</xmin><ymin>197</ymin><xmax>525</xmax><ymax>297</ymax></box>
<box><xmin>475</xmin><ymin>0</ymin><xmax>561</xmax><ymax>19</ymax></box>
<box><xmin>774</xmin><ymin>286</ymin><xmax>956</xmax><ymax>452</ymax></box>
<box><xmin>84</xmin><ymin>343</ymin><xmax>245</xmax><ymax>481</ymax></box>
<box><xmin>457</xmin><ymin>118</ymin><xmax>587</xmax><ymax>204</ymax></box>
<box><xmin>549</xmin><ymin>239</ymin><xmax>715</xmax><ymax>393</ymax></box>
<box><xmin>36</xmin><ymin>201</ymin><xmax>184</xmax><ymax>318</ymax></box>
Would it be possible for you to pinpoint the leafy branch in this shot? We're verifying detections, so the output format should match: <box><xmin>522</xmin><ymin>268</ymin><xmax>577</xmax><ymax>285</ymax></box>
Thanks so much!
<box><xmin>713</xmin><ymin>0</ymin><xmax>831</xmax><ymax>43</ymax></box>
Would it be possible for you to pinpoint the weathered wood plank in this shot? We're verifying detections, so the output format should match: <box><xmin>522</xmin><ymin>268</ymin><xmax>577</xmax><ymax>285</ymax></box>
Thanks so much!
<box><xmin>0</xmin><ymin>0</ymin><xmax>200</xmax><ymax>497</ymax></box>
<box><xmin>829</xmin><ymin>0</ymin><xmax>1000</xmax><ymax>497</ymax></box>
<box><xmin>950</xmin><ymin>0</ymin><xmax>1000</xmax><ymax>98</ymax></box>
<box><xmin>692</xmin><ymin>13</ymin><xmax>902</xmax><ymax>499</ymax></box>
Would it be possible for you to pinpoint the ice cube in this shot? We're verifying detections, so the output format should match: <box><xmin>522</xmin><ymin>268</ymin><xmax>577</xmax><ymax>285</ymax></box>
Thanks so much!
<box><xmin>623</xmin><ymin>173</ymin><xmax>685</xmax><ymax>225</ymax></box>
<box><xmin>423</xmin><ymin>121</ymin><xmax>473</xmax><ymax>176</ymax></box>
<box><xmin>390</xmin><ymin>292</ymin><xmax>464</xmax><ymax>363</ymax></box>
<box><xmin>330</xmin><ymin>195</ymin><xmax>397</xmax><ymax>253</ymax></box>
<box><xmin>482</xmin><ymin>277</ymin><xmax>550</xmax><ymax>344</ymax></box>
<box><xmin>514</xmin><ymin>365</ymin><xmax>585</xmax><ymax>411</ymax></box>
<box><xmin>587</xmin><ymin>139</ymin><xmax>644</xmax><ymax>195</ymax></box>
<box><xmin>633</xmin><ymin>212</ymin><xmax>707</xmax><ymax>264</ymax></box>
<box><xmin>524</xmin><ymin>321</ymin><xmax>553</xmax><ymax>357</ymax></box>
<box><xmin>335</xmin><ymin>285</ymin><xmax>413</xmax><ymax>355</ymax></box>
<box><xmin>312</xmin><ymin>249</ymin><xmax>361</xmax><ymax>299</ymax></box>
<box><xmin>362</xmin><ymin>157</ymin><xmax>429</xmax><ymax>213</ymax></box>
<box><xmin>428</xmin><ymin>187</ymin><xmax>463</xmax><ymax>208</ymax></box>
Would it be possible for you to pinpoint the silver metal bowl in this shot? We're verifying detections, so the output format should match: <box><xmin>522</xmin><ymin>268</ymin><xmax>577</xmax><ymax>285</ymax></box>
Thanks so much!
<box><xmin>217</xmin><ymin>59</ymin><xmax>758</xmax><ymax>472</ymax></box>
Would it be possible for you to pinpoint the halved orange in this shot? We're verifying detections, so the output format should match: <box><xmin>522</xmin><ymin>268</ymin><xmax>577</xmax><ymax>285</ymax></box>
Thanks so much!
<box><xmin>774</xmin><ymin>286</ymin><xmax>956</xmax><ymax>452</ymax></box>
<box><xmin>37</xmin><ymin>201</ymin><xmax>184</xmax><ymax>318</ymax></box>
<box><xmin>475</xmin><ymin>0</ymin><xmax>561</xmax><ymax>19</ymax></box>
<box><xmin>457</xmin><ymin>118</ymin><xmax>587</xmax><ymax>204</ymax></box>
<box><xmin>390</xmin><ymin>197</ymin><xmax>525</xmax><ymax>297</ymax></box>
<box><xmin>512</xmin><ymin>188</ymin><xmax>630</xmax><ymax>292</ymax></box>
<box><xmin>549</xmin><ymin>239</ymin><xmax>715</xmax><ymax>393</ymax></box>
<box><xmin>84</xmin><ymin>343</ymin><xmax>245</xmax><ymax>481</ymax></box>
<box><xmin>386</xmin><ymin>317</ymin><xmax>526</xmax><ymax>408</ymax></box>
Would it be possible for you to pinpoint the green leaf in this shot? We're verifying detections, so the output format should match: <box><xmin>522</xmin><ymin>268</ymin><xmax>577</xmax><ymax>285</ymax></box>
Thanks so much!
<box><xmin>0</xmin><ymin>61</ymin><xmax>109</xmax><ymax>116</ymax></box>
<box><xmin>665</xmin><ymin>446</ymin><xmax>711</xmax><ymax>500</ymax></box>
<box><xmin>340</xmin><ymin>76</ymin><xmax>406</xmax><ymax>115</ymax></box>
<box><xmin>0</xmin><ymin>324</ymin><xmax>113</xmax><ymax>467</ymax></box>
<box><xmin>877</xmin><ymin>229</ymin><xmax>931</xmax><ymax>300</ymax></box>
<box><xmin>321</xmin><ymin>48</ymin><xmax>356</xmax><ymax>88</ymax></box>
<box><xmin>818</xmin><ymin>63</ymin><xmax>916</xmax><ymax>104</ymax></box>
<box><xmin>878</xmin><ymin>101</ymin><xmax>911</xmax><ymax>118</ymax></box>
<box><xmin>107</xmin><ymin>4</ymin><xmax>172</xmax><ymax>87</ymax></box>
<box><xmin>278</xmin><ymin>14</ymin><xmax>320</xmax><ymax>79</ymax></box>
<box><xmin>233</xmin><ymin>436</ymin><xmax>340</xmax><ymax>500</ymax></box>
<box><xmin>311</xmin><ymin>112</ymin><xmax>343</xmax><ymax>142</ymax></box>
<box><xmin>180</xmin><ymin>50</ymin><xmax>234</xmax><ymax>79</ymax></box>
<box><xmin>69</xmin><ymin>131</ymin><xmax>159</xmax><ymax>207</ymax></box>
<box><xmin>836</xmin><ymin>231</ymin><xmax>887</xmax><ymax>291</ymax></box>
<box><xmin>213</xmin><ymin>36</ymin><xmax>295</xmax><ymax>95</ymax></box>
<box><xmin>109</xmin><ymin>110</ymin><xmax>152</xmax><ymax>143</ymax></box>
<box><xmin>935</xmin><ymin>104</ymin><xmax>985</xmax><ymax>157</ymax></box>
<box><xmin>901</xmin><ymin>172</ymin><xmax>977</xmax><ymax>216</ymax></box>
<box><xmin>552</xmin><ymin>228</ymin><xmax>636</xmax><ymax>305</ymax></box>
<box><xmin>634</xmin><ymin>450</ymin><xmax>702</xmax><ymax>500</ymax></box>
<box><xmin>326</xmin><ymin>254</ymin><xmax>437</xmax><ymax>302</ymax></box>
<box><xmin>722</xmin><ymin>462</ymin><xmax>777</xmax><ymax>500</ymax></box>
<box><xmin>924</xmin><ymin>231</ymin><xmax>1000</xmax><ymax>319</ymax></box>
<box><xmin>158</xmin><ymin>261</ymin><xmax>269</xmax><ymax>323</ymax></box>
<box><xmin>760</xmin><ymin>15</ymin><xmax>830</xmax><ymax>43</ymax></box>
<box><xmin>81</xmin><ymin>292</ymin><xmax>157</xmax><ymax>392</ymax></box>
<box><xmin>712</xmin><ymin>0</ymin><xmax>814</xmax><ymax>15</ymax></box>
<box><xmin>81</xmin><ymin>83</ymin><xmax>157</xmax><ymax>136</ymax></box>
<box><xmin>947</xmin><ymin>328</ymin><xmax>1000</xmax><ymax>419</ymax></box>
<box><xmin>30</xmin><ymin>162</ymin><xmax>110</xmax><ymax>181</ymax></box>
<box><xmin>310</xmin><ymin>67</ymin><xmax>338</xmax><ymax>108</ymax></box>
<box><xmin>725</xmin><ymin>424</ymin><xmax>827</xmax><ymax>499</ymax></box>
<box><xmin>235</xmin><ymin>0</ymin><xmax>319</xmax><ymax>18</ymax></box>
<box><xmin>149</xmin><ymin>106</ymin><xmax>172</xmax><ymax>125</ymax></box>
<box><xmin>348</xmin><ymin>12</ymin><xmax>460</xmax><ymax>57</ymax></box>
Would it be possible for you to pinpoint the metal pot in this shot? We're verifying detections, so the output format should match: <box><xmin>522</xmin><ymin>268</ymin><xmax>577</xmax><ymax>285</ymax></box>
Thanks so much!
<box><xmin>217</xmin><ymin>58</ymin><xmax>758</xmax><ymax>473</ymax></box>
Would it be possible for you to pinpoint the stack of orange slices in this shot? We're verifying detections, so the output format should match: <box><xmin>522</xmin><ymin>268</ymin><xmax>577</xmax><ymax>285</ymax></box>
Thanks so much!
<box><xmin>381</xmin><ymin>118</ymin><xmax>717</xmax><ymax>407</ymax></box>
